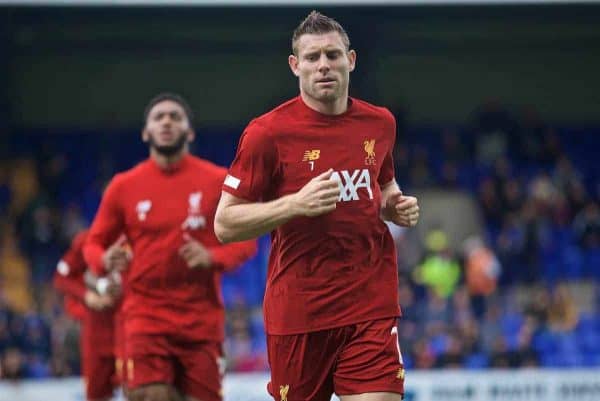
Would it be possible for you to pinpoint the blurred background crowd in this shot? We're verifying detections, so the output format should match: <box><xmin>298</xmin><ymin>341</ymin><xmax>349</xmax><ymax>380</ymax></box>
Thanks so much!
<box><xmin>0</xmin><ymin>100</ymin><xmax>598</xmax><ymax>378</ymax></box>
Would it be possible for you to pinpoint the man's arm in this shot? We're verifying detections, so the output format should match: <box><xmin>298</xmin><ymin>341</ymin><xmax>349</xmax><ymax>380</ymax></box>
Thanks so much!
<box><xmin>215</xmin><ymin>169</ymin><xmax>340</xmax><ymax>243</ymax></box>
<box><xmin>83</xmin><ymin>179</ymin><xmax>128</xmax><ymax>275</ymax></box>
<box><xmin>179</xmin><ymin>233</ymin><xmax>259</xmax><ymax>272</ymax></box>
<box><xmin>53</xmin><ymin>262</ymin><xmax>87</xmax><ymax>301</ymax></box>
<box><xmin>209</xmin><ymin>239</ymin><xmax>258</xmax><ymax>272</ymax></box>
<box><xmin>380</xmin><ymin>179</ymin><xmax>420</xmax><ymax>227</ymax></box>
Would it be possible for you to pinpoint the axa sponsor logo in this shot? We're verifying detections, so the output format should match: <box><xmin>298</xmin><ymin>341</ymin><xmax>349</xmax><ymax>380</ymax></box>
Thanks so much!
<box><xmin>331</xmin><ymin>169</ymin><xmax>373</xmax><ymax>202</ymax></box>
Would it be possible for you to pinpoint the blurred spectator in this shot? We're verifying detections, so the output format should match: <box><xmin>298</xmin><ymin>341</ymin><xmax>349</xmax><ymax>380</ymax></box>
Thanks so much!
<box><xmin>413</xmin><ymin>230</ymin><xmax>461</xmax><ymax>299</ymax></box>
<box><xmin>440</xmin><ymin>161</ymin><xmax>460</xmax><ymax>189</ymax></box>
<box><xmin>436</xmin><ymin>332</ymin><xmax>466</xmax><ymax>368</ymax></box>
<box><xmin>441</xmin><ymin>128</ymin><xmax>468</xmax><ymax>165</ymax></box>
<box><xmin>573</xmin><ymin>201</ymin><xmax>600</xmax><ymax>249</ymax></box>
<box><xmin>7</xmin><ymin>158</ymin><xmax>39</xmax><ymax>218</ymax></box>
<box><xmin>524</xmin><ymin>286</ymin><xmax>550</xmax><ymax>328</ymax></box>
<box><xmin>0</xmin><ymin>222</ymin><xmax>34</xmax><ymax>313</ymax></box>
<box><xmin>463</xmin><ymin>236</ymin><xmax>501</xmax><ymax>298</ymax></box>
<box><xmin>552</xmin><ymin>155</ymin><xmax>582</xmax><ymax>194</ymax></box>
<box><xmin>409</xmin><ymin>146</ymin><xmax>434</xmax><ymax>188</ymax></box>
<box><xmin>0</xmin><ymin>163</ymin><xmax>10</xmax><ymax>216</ymax></box>
<box><xmin>480</xmin><ymin>301</ymin><xmax>504</xmax><ymax>354</ymax></box>
<box><xmin>516</xmin><ymin>106</ymin><xmax>547</xmax><ymax>162</ymax></box>
<box><xmin>479</xmin><ymin>178</ymin><xmax>504</xmax><ymax>228</ymax></box>
<box><xmin>420</xmin><ymin>290</ymin><xmax>452</xmax><ymax>338</ymax></box>
<box><xmin>471</xmin><ymin>100</ymin><xmax>516</xmax><ymax>164</ymax></box>
<box><xmin>412</xmin><ymin>338</ymin><xmax>436</xmax><ymax>370</ymax></box>
<box><xmin>547</xmin><ymin>284</ymin><xmax>579</xmax><ymax>332</ymax></box>
<box><xmin>17</xmin><ymin>198</ymin><xmax>61</xmax><ymax>283</ymax></box>
<box><xmin>1</xmin><ymin>347</ymin><xmax>26</xmax><ymax>379</ymax></box>
<box><xmin>59</xmin><ymin>203</ymin><xmax>87</xmax><ymax>245</ymax></box>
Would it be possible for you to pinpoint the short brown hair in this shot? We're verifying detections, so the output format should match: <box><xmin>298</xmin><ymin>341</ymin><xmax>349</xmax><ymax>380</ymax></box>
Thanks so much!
<box><xmin>291</xmin><ymin>11</ymin><xmax>350</xmax><ymax>55</ymax></box>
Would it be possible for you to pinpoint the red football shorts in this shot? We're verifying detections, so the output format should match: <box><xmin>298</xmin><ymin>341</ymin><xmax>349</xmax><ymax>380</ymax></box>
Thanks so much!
<box><xmin>81</xmin><ymin>323</ymin><xmax>116</xmax><ymax>400</ymax></box>
<box><xmin>126</xmin><ymin>333</ymin><xmax>224</xmax><ymax>401</ymax></box>
<box><xmin>114</xmin><ymin>311</ymin><xmax>127</xmax><ymax>388</ymax></box>
<box><xmin>81</xmin><ymin>346</ymin><xmax>116</xmax><ymax>400</ymax></box>
<box><xmin>267</xmin><ymin>318</ymin><xmax>405</xmax><ymax>401</ymax></box>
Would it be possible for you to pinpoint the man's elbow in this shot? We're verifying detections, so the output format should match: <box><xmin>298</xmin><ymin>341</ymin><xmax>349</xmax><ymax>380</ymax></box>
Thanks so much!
<box><xmin>214</xmin><ymin>215</ymin><xmax>235</xmax><ymax>244</ymax></box>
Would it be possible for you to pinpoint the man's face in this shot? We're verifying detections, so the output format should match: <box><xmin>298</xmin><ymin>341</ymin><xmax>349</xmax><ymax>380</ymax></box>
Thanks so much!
<box><xmin>289</xmin><ymin>31</ymin><xmax>356</xmax><ymax>104</ymax></box>
<box><xmin>143</xmin><ymin>100</ymin><xmax>193</xmax><ymax>156</ymax></box>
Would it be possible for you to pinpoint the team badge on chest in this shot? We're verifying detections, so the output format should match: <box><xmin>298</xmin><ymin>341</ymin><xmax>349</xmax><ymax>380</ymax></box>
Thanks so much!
<box><xmin>181</xmin><ymin>191</ymin><xmax>206</xmax><ymax>230</ymax></box>
<box><xmin>364</xmin><ymin>139</ymin><xmax>376</xmax><ymax>165</ymax></box>
<box><xmin>136</xmin><ymin>200</ymin><xmax>152</xmax><ymax>221</ymax></box>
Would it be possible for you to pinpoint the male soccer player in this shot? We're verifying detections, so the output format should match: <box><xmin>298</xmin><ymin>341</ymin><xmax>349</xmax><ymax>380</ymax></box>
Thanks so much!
<box><xmin>54</xmin><ymin>229</ymin><xmax>121</xmax><ymax>401</ymax></box>
<box><xmin>84</xmin><ymin>93</ymin><xmax>257</xmax><ymax>401</ymax></box>
<box><xmin>215</xmin><ymin>11</ymin><xmax>420</xmax><ymax>401</ymax></box>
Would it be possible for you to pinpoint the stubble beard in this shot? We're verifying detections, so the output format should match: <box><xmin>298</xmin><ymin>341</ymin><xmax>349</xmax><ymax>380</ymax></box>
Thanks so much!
<box><xmin>148</xmin><ymin>134</ymin><xmax>188</xmax><ymax>157</ymax></box>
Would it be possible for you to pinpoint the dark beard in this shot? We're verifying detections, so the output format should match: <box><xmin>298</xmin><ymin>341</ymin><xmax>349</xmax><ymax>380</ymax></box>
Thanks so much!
<box><xmin>149</xmin><ymin>134</ymin><xmax>187</xmax><ymax>156</ymax></box>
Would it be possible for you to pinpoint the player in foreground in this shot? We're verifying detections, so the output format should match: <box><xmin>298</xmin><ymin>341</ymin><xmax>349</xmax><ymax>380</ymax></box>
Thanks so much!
<box><xmin>84</xmin><ymin>93</ymin><xmax>257</xmax><ymax>401</ymax></box>
<box><xmin>215</xmin><ymin>11</ymin><xmax>419</xmax><ymax>401</ymax></box>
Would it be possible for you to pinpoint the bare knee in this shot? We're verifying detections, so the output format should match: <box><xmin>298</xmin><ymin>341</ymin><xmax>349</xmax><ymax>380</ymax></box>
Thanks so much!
<box><xmin>128</xmin><ymin>384</ymin><xmax>173</xmax><ymax>401</ymax></box>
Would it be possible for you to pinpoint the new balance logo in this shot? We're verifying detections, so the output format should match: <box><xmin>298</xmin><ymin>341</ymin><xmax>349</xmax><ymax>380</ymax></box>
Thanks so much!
<box><xmin>303</xmin><ymin>150</ymin><xmax>320</xmax><ymax>161</ymax></box>
<box><xmin>331</xmin><ymin>169</ymin><xmax>373</xmax><ymax>202</ymax></box>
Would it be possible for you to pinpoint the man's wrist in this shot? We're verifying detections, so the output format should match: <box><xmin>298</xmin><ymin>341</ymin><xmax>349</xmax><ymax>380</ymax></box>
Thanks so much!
<box><xmin>283</xmin><ymin>193</ymin><xmax>300</xmax><ymax>219</ymax></box>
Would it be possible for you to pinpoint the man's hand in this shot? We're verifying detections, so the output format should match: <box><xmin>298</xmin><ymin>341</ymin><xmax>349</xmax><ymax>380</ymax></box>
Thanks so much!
<box><xmin>179</xmin><ymin>233</ymin><xmax>212</xmax><ymax>269</ymax></box>
<box><xmin>102</xmin><ymin>236</ymin><xmax>131</xmax><ymax>272</ymax></box>
<box><xmin>383</xmin><ymin>191</ymin><xmax>420</xmax><ymax>227</ymax></box>
<box><xmin>291</xmin><ymin>169</ymin><xmax>340</xmax><ymax>217</ymax></box>
<box><xmin>84</xmin><ymin>290</ymin><xmax>115</xmax><ymax>311</ymax></box>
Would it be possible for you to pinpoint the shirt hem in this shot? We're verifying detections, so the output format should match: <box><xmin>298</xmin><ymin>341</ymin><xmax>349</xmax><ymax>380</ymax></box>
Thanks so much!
<box><xmin>264</xmin><ymin>311</ymin><xmax>402</xmax><ymax>336</ymax></box>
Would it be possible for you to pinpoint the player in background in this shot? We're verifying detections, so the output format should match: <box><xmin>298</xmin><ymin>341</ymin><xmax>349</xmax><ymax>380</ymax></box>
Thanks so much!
<box><xmin>215</xmin><ymin>11</ymin><xmax>419</xmax><ymax>401</ymax></box>
<box><xmin>84</xmin><ymin>93</ymin><xmax>257</xmax><ymax>401</ymax></box>
<box><xmin>53</xmin><ymin>230</ymin><xmax>122</xmax><ymax>401</ymax></box>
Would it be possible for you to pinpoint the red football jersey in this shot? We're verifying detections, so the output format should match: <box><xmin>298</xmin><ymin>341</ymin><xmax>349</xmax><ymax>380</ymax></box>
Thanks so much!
<box><xmin>84</xmin><ymin>155</ymin><xmax>257</xmax><ymax>342</ymax></box>
<box><xmin>53</xmin><ymin>231</ymin><xmax>88</xmax><ymax>321</ymax></box>
<box><xmin>223</xmin><ymin>96</ymin><xmax>401</xmax><ymax>335</ymax></box>
<box><xmin>54</xmin><ymin>230</ymin><xmax>116</xmax><ymax>355</ymax></box>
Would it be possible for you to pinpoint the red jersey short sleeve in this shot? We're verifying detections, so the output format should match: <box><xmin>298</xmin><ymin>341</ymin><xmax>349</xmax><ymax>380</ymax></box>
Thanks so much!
<box><xmin>226</xmin><ymin>97</ymin><xmax>401</xmax><ymax>335</ymax></box>
<box><xmin>223</xmin><ymin>120</ymin><xmax>279</xmax><ymax>202</ymax></box>
<box><xmin>377</xmin><ymin>109</ymin><xmax>397</xmax><ymax>187</ymax></box>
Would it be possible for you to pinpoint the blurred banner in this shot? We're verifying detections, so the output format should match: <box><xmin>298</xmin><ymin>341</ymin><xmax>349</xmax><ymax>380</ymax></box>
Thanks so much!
<box><xmin>1</xmin><ymin>371</ymin><xmax>600</xmax><ymax>401</ymax></box>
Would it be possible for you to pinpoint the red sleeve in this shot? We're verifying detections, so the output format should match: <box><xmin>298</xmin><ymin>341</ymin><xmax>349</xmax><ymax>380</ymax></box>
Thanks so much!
<box><xmin>84</xmin><ymin>176</ymin><xmax>126</xmax><ymax>275</ymax></box>
<box><xmin>378</xmin><ymin>109</ymin><xmax>397</xmax><ymax>186</ymax></box>
<box><xmin>222</xmin><ymin>119</ymin><xmax>278</xmax><ymax>202</ymax></box>
<box><xmin>53</xmin><ymin>231</ymin><xmax>88</xmax><ymax>300</ymax></box>
<box><xmin>209</xmin><ymin>239</ymin><xmax>258</xmax><ymax>272</ymax></box>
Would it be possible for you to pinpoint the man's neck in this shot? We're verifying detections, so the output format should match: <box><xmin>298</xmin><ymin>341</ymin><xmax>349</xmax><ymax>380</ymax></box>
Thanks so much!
<box><xmin>300</xmin><ymin>92</ymin><xmax>348</xmax><ymax>116</ymax></box>
<box><xmin>150</xmin><ymin>149</ymin><xmax>187</xmax><ymax>169</ymax></box>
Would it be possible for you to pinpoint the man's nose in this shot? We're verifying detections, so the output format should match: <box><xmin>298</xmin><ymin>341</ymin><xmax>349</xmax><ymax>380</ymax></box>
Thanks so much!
<box><xmin>317</xmin><ymin>53</ymin><xmax>330</xmax><ymax>73</ymax></box>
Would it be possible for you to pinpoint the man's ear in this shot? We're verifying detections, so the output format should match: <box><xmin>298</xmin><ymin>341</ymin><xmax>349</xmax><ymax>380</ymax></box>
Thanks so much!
<box><xmin>348</xmin><ymin>49</ymin><xmax>357</xmax><ymax>73</ymax></box>
<box><xmin>187</xmin><ymin>129</ymin><xmax>196</xmax><ymax>143</ymax></box>
<box><xmin>289</xmin><ymin>54</ymin><xmax>300</xmax><ymax>77</ymax></box>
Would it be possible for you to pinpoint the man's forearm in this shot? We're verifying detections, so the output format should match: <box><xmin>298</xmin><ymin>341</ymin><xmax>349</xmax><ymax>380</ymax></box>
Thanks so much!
<box><xmin>215</xmin><ymin>194</ymin><xmax>298</xmax><ymax>243</ymax></box>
